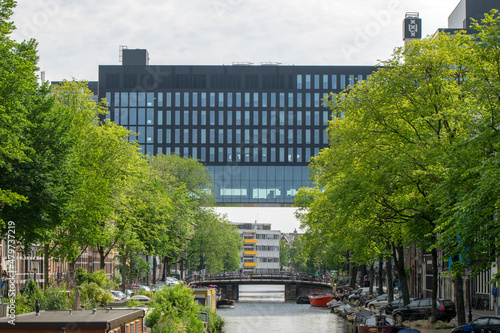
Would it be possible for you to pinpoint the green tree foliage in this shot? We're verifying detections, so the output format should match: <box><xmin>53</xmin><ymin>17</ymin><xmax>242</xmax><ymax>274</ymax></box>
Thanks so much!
<box><xmin>188</xmin><ymin>210</ymin><xmax>242</xmax><ymax>273</ymax></box>
<box><xmin>294</xmin><ymin>11</ymin><xmax>500</xmax><ymax>325</ymax></box>
<box><xmin>146</xmin><ymin>284</ymin><xmax>209</xmax><ymax>333</ymax></box>
<box><xmin>0</xmin><ymin>0</ymin><xmax>44</xmax><ymax>209</ymax></box>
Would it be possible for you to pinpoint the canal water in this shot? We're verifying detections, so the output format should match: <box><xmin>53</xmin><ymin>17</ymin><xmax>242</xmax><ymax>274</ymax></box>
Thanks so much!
<box><xmin>217</xmin><ymin>285</ymin><xmax>356</xmax><ymax>333</ymax></box>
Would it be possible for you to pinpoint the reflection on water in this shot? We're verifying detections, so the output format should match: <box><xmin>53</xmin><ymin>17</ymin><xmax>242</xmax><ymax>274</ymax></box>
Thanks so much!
<box><xmin>218</xmin><ymin>285</ymin><xmax>355</xmax><ymax>333</ymax></box>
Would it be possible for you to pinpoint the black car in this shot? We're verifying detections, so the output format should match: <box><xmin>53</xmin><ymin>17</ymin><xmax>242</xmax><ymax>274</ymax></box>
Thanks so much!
<box><xmin>392</xmin><ymin>298</ymin><xmax>456</xmax><ymax>323</ymax></box>
<box><xmin>379</xmin><ymin>298</ymin><xmax>409</xmax><ymax>314</ymax></box>
<box><xmin>451</xmin><ymin>316</ymin><xmax>500</xmax><ymax>333</ymax></box>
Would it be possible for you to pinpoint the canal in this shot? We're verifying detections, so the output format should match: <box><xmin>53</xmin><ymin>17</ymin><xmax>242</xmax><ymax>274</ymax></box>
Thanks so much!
<box><xmin>217</xmin><ymin>285</ymin><xmax>356</xmax><ymax>333</ymax></box>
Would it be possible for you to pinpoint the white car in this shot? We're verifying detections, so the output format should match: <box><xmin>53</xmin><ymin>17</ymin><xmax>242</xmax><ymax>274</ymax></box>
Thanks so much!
<box><xmin>110</xmin><ymin>290</ymin><xmax>126</xmax><ymax>301</ymax></box>
<box><xmin>131</xmin><ymin>295</ymin><xmax>151</xmax><ymax>302</ymax></box>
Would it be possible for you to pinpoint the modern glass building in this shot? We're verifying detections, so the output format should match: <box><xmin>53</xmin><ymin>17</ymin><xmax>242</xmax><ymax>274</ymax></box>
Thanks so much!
<box><xmin>98</xmin><ymin>49</ymin><xmax>377</xmax><ymax>204</ymax></box>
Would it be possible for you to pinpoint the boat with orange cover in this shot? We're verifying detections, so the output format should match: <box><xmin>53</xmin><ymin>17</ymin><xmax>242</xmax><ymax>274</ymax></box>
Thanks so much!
<box><xmin>308</xmin><ymin>293</ymin><xmax>334</xmax><ymax>307</ymax></box>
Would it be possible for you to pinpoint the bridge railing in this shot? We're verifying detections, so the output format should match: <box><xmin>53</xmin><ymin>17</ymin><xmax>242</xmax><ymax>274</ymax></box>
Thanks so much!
<box><xmin>187</xmin><ymin>272</ymin><xmax>332</xmax><ymax>285</ymax></box>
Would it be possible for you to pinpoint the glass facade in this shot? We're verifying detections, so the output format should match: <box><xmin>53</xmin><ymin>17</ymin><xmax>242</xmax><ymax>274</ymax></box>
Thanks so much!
<box><xmin>100</xmin><ymin>61</ymin><xmax>376</xmax><ymax>204</ymax></box>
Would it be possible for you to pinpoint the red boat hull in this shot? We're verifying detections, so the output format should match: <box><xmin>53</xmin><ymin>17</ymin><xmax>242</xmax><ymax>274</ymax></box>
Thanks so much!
<box><xmin>308</xmin><ymin>293</ymin><xmax>333</xmax><ymax>307</ymax></box>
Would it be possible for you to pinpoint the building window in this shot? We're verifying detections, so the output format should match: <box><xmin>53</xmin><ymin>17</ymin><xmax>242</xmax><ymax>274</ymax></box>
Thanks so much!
<box><xmin>244</xmin><ymin>111</ymin><xmax>250</xmax><ymax>126</ymax></box>
<box><xmin>192</xmin><ymin>92</ymin><xmax>198</xmax><ymax>107</ymax></box>
<box><xmin>201</xmin><ymin>110</ymin><xmax>207</xmax><ymax>125</ymax></box>
<box><xmin>235</xmin><ymin>110</ymin><xmax>241</xmax><ymax>125</ymax></box>
<box><xmin>210</xmin><ymin>129</ymin><xmax>215</xmax><ymax>144</ymax></box>
<box><xmin>174</xmin><ymin>129</ymin><xmax>180</xmax><ymax>144</ymax></box>
<box><xmin>270</xmin><ymin>129</ymin><xmax>276</xmax><ymax>144</ymax></box>
<box><xmin>288</xmin><ymin>111</ymin><xmax>294</xmax><ymax>126</ymax></box>
<box><xmin>218</xmin><ymin>147</ymin><xmax>224</xmax><ymax>162</ymax></box>
<box><xmin>305</xmin><ymin>111</ymin><xmax>311</xmax><ymax>126</ymax></box>
<box><xmin>192</xmin><ymin>147</ymin><xmax>197</xmax><ymax>159</ymax></box>
<box><xmin>236</xmin><ymin>92</ymin><xmax>241</xmax><ymax>107</ymax></box>
<box><xmin>297</xmin><ymin>147</ymin><xmax>302</xmax><ymax>162</ymax></box>
<box><xmin>209</xmin><ymin>147</ymin><xmax>215</xmax><ymax>162</ymax></box>
<box><xmin>305</xmin><ymin>75</ymin><xmax>311</xmax><ymax>89</ymax></box>
<box><xmin>175</xmin><ymin>92</ymin><xmax>181</xmax><ymax>107</ymax></box>
<box><xmin>157</xmin><ymin>92</ymin><xmax>163</xmax><ymax>107</ymax></box>
<box><xmin>227</xmin><ymin>129</ymin><xmax>232</xmax><ymax>144</ymax></box>
<box><xmin>253</xmin><ymin>111</ymin><xmax>259</xmax><ymax>126</ymax></box>
<box><xmin>270</xmin><ymin>93</ymin><xmax>276</xmax><ymax>107</ymax></box>
<box><xmin>210</xmin><ymin>110</ymin><xmax>215</xmax><ymax>125</ymax></box>
<box><xmin>184</xmin><ymin>111</ymin><xmax>189</xmax><ymax>125</ymax></box>
<box><xmin>323</xmin><ymin>75</ymin><xmax>328</xmax><ymax>89</ymax></box>
<box><xmin>157</xmin><ymin>110</ymin><xmax>163</xmax><ymax>126</ymax></box>
<box><xmin>218</xmin><ymin>129</ymin><xmax>224</xmax><ymax>144</ymax></box>
<box><xmin>236</xmin><ymin>129</ymin><xmax>241</xmax><ymax>144</ymax></box>
<box><xmin>262</xmin><ymin>93</ymin><xmax>267</xmax><ymax>107</ymax></box>
<box><xmin>314</xmin><ymin>129</ymin><xmax>320</xmax><ymax>144</ymax></box>
<box><xmin>166</xmin><ymin>92</ymin><xmax>172</xmax><ymax>107</ymax></box>
<box><xmin>296</xmin><ymin>129</ymin><xmax>302</xmax><ymax>144</ymax></box>
<box><xmin>349</xmin><ymin>74</ymin><xmax>355</xmax><ymax>87</ymax></box>
<box><xmin>314</xmin><ymin>93</ymin><xmax>320</xmax><ymax>108</ymax></box>
<box><xmin>253</xmin><ymin>129</ymin><xmax>259</xmax><ymax>144</ymax></box>
<box><xmin>296</xmin><ymin>111</ymin><xmax>302</xmax><ymax>126</ymax></box>
<box><xmin>305</xmin><ymin>93</ymin><xmax>311</xmax><ymax>107</ymax></box>
<box><xmin>184</xmin><ymin>92</ymin><xmax>189</xmax><ymax>107</ymax></box>
<box><xmin>279</xmin><ymin>129</ymin><xmax>285</xmax><ymax>144</ymax></box>
<box><xmin>244</xmin><ymin>129</ymin><xmax>250</xmax><ymax>144</ymax></box>
<box><xmin>130</xmin><ymin>92</ymin><xmax>137</xmax><ymax>107</ymax></box>
<box><xmin>279</xmin><ymin>93</ymin><xmax>285</xmax><ymax>108</ymax></box>
<box><xmin>253</xmin><ymin>147</ymin><xmax>259</xmax><ymax>162</ymax></box>
<box><xmin>219</xmin><ymin>92</ymin><xmax>224</xmax><ymax>107</ymax></box>
<box><xmin>288</xmin><ymin>93</ymin><xmax>293</xmax><ymax>107</ymax></box>
<box><xmin>183</xmin><ymin>129</ymin><xmax>189</xmax><ymax>143</ymax></box>
<box><xmin>262</xmin><ymin>110</ymin><xmax>267</xmax><ymax>126</ymax></box>
<box><xmin>288</xmin><ymin>129</ymin><xmax>293</xmax><ymax>144</ymax></box>
<box><xmin>218</xmin><ymin>110</ymin><xmax>224</xmax><ymax>126</ymax></box>
<box><xmin>227</xmin><ymin>110</ymin><xmax>232</xmax><ymax>125</ymax></box>
<box><xmin>227</xmin><ymin>147</ymin><xmax>232</xmax><ymax>162</ymax></box>
<box><xmin>166</xmin><ymin>129</ymin><xmax>171</xmax><ymax>144</ymax></box>
<box><xmin>305</xmin><ymin>129</ymin><xmax>311</xmax><ymax>144</ymax></box>
<box><xmin>340</xmin><ymin>75</ymin><xmax>346</xmax><ymax>89</ymax></box>
<box><xmin>314</xmin><ymin>74</ymin><xmax>319</xmax><ymax>89</ymax></box>
<box><xmin>192</xmin><ymin>110</ymin><xmax>198</xmax><ymax>125</ymax></box>
<box><xmin>262</xmin><ymin>129</ymin><xmax>268</xmax><ymax>144</ymax></box>
<box><xmin>262</xmin><ymin>147</ymin><xmax>267</xmax><ymax>162</ymax></box>
<box><xmin>210</xmin><ymin>92</ymin><xmax>215</xmax><ymax>107</ymax></box>
<box><xmin>201</xmin><ymin>129</ymin><xmax>206</xmax><ymax>144</ymax></box>
<box><xmin>227</xmin><ymin>92</ymin><xmax>232</xmax><ymax>107</ymax></box>
<box><xmin>201</xmin><ymin>92</ymin><xmax>207</xmax><ymax>107</ymax></box>
<box><xmin>297</xmin><ymin>93</ymin><xmax>302</xmax><ymax>107</ymax></box>
<box><xmin>314</xmin><ymin>111</ymin><xmax>320</xmax><ymax>126</ymax></box>
<box><xmin>279</xmin><ymin>111</ymin><xmax>285</xmax><ymax>126</ymax></box>
<box><xmin>175</xmin><ymin>110</ymin><xmax>180</xmax><ymax>126</ymax></box>
<box><xmin>279</xmin><ymin>148</ymin><xmax>285</xmax><ymax>162</ymax></box>
<box><xmin>297</xmin><ymin>74</ymin><xmax>302</xmax><ymax>89</ymax></box>
<box><xmin>270</xmin><ymin>147</ymin><xmax>276</xmax><ymax>162</ymax></box>
<box><xmin>288</xmin><ymin>147</ymin><xmax>293</xmax><ymax>162</ymax></box>
<box><xmin>244</xmin><ymin>147</ymin><xmax>250</xmax><ymax>162</ymax></box>
<box><xmin>253</xmin><ymin>92</ymin><xmax>259</xmax><ymax>107</ymax></box>
<box><xmin>121</xmin><ymin>92</ymin><xmax>128</xmax><ymax>107</ymax></box>
<box><xmin>192</xmin><ymin>129</ymin><xmax>197</xmax><ymax>144</ymax></box>
<box><xmin>244</xmin><ymin>92</ymin><xmax>250</xmax><ymax>107</ymax></box>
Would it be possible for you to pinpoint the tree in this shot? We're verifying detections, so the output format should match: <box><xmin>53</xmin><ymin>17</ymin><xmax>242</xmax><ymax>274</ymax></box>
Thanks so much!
<box><xmin>188</xmin><ymin>210</ymin><xmax>241</xmax><ymax>274</ymax></box>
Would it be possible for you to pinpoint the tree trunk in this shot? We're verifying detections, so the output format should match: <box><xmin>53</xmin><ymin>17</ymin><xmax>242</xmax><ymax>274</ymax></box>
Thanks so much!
<box><xmin>350</xmin><ymin>263</ymin><xmax>358</xmax><ymax>289</ymax></box>
<box><xmin>98</xmin><ymin>246</ymin><xmax>106</xmax><ymax>270</ymax></box>
<box><xmin>68</xmin><ymin>259</ymin><xmax>77</xmax><ymax>290</ymax></box>
<box><xmin>386</xmin><ymin>257</ymin><xmax>394</xmax><ymax>302</ymax></box>
<box><xmin>369</xmin><ymin>263</ymin><xmax>375</xmax><ymax>295</ymax></box>
<box><xmin>431</xmin><ymin>248</ymin><xmax>438</xmax><ymax>323</ymax></box>
<box><xmin>378</xmin><ymin>257</ymin><xmax>384</xmax><ymax>295</ymax></box>
<box><xmin>44</xmin><ymin>244</ymin><xmax>50</xmax><ymax>289</ymax></box>
<box><xmin>394</xmin><ymin>244</ymin><xmax>410</xmax><ymax>306</ymax></box>
<box><xmin>120</xmin><ymin>247</ymin><xmax>127</xmax><ymax>293</ymax></box>
<box><xmin>152</xmin><ymin>257</ymin><xmax>157</xmax><ymax>286</ymax></box>
<box><xmin>454</xmin><ymin>265</ymin><xmax>466</xmax><ymax>325</ymax></box>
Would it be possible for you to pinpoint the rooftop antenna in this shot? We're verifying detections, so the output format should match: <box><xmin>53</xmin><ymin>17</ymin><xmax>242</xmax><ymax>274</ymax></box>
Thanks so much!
<box><xmin>119</xmin><ymin>45</ymin><xmax>128</xmax><ymax>63</ymax></box>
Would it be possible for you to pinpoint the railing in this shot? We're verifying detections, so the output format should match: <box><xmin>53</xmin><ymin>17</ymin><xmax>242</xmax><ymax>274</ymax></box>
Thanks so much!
<box><xmin>187</xmin><ymin>272</ymin><xmax>332</xmax><ymax>285</ymax></box>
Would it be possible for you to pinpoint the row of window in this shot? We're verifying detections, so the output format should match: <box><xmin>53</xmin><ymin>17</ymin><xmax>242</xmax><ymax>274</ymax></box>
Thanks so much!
<box><xmin>107</xmin><ymin>91</ymin><xmax>337</xmax><ymax>109</ymax></box>
<box><xmin>111</xmin><ymin>109</ymin><xmax>332</xmax><ymax>127</ymax></box>
<box><xmin>133</xmin><ymin>127</ymin><xmax>328</xmax><ymax>146</ymax></box>
<box><xmin>255</xmin><ymin>246</ymin><xmax>280</xmax><ymax>251</ymax></box>
<box><xmin>297</xmin><ymin>74</ymin><xmax>364</xmax><ymax>90</ymax></box>
<box><xmin>254</xmin><ymin>257</ymin><xmax>280</xmax><ymax>263</ymax></box>
<box><xmin>255</xmin><ymin>234</ymin><xmax>280</xmax><ymax>240</ymax></box>
<box><xmin>146</xmin><ymin>145</ymin><xmax>322</xmax><ymax>164</ymax></box>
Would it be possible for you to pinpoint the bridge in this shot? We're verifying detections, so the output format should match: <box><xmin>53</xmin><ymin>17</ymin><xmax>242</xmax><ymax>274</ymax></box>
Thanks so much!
<box><xmin>188</xmin><ymin>273</ymin><xmax>333</xmax><ymax>301</ymax></box>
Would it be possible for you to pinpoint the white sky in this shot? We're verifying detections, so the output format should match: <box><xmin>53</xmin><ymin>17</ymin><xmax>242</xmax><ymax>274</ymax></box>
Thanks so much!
<box><xmin>12</xmin><ymin>0</ymin><xmax>460</xmax><ymax>82</ymax></box>
<box><xmin>10</xmin><ymin>0</ymin><xmax>461</xmax><ymax>233</ymax></box>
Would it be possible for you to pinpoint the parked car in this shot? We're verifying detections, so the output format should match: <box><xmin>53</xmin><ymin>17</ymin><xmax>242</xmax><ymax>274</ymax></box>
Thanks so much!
<box><xmin>365</xmin><ymin>294</ymin><xmax>397</xmax><ymax>310</ymax></box>
<box><xmin>451</xmin><ymin>316</ymin><xmax>500</xmax><ymax>333</ymax></box>
<box><xmin>131</xmin><ymin>295</ymin><xmax>151</xmax><ymax>302</ymax></box>
<box><xmin>379</xmin><ymin>298</ymin><xmax>412</xmax><ymax>314</ymax></box>
<box><xmin>166</xmin><ymin>276</ymin><xmax>180</xmax><ymax>285</ymax></box>
<box><xmin>109</xmin><ymin>290</ymin><xmax>126</xmax><ymax>301</ymax></box>
<box><xmin>392</xmin><ymin>298</ymin><xmax>456</xmax><ymax>323</ymax></box>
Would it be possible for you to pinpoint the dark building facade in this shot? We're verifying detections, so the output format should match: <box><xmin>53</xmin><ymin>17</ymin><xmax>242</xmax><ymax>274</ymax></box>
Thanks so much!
<box><xmin>448</xmin><ymin>0</ymin><xmax>500</xmax><ymax>29</ymax></box>
<box><xmin>98</xmin><ymin>50</ymin><xmax>376</xmax><ymax>204</ymax></box>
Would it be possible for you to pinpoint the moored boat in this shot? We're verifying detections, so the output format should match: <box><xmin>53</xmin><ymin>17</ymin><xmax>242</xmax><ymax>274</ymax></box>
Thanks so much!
<box><xmin>357</xmin><ymin>313</ymin><xmax>401</xmax><ymax>333</ymax></box>
<box><xmin>308</xmin><ymin>293</ymin><xmax>334</xmax><ymax>307</ymax></box>
<box><xmin>216</xmin><ymin>299</ymin><xmax>236</xmax><ymax>309</ymax></box>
